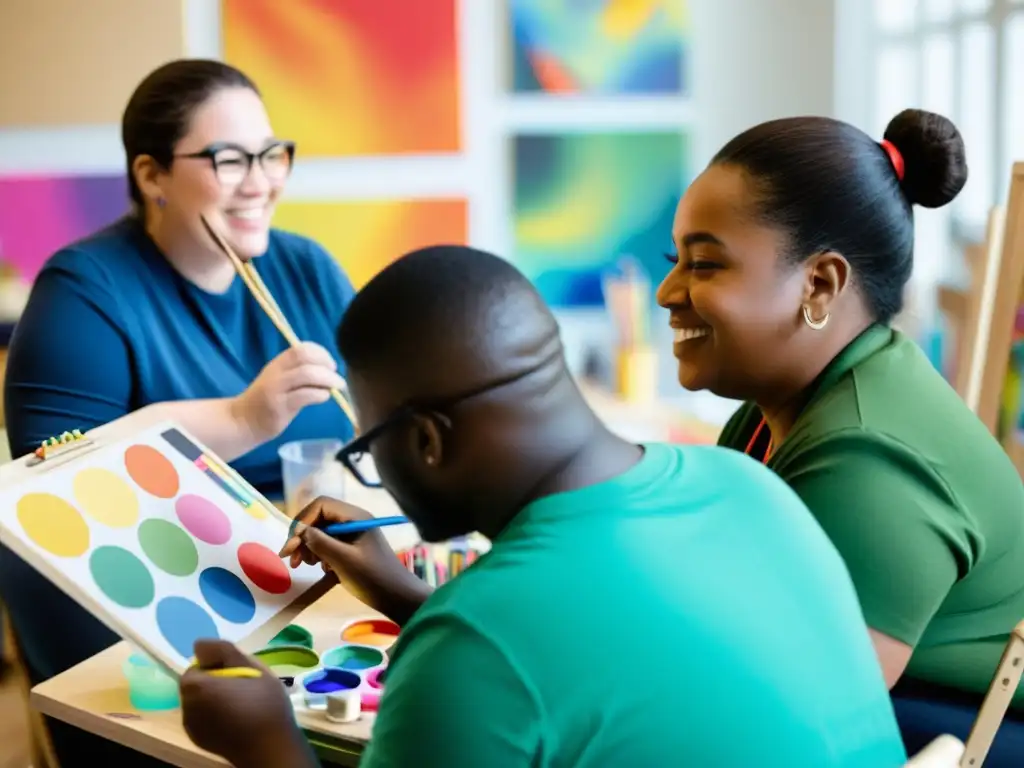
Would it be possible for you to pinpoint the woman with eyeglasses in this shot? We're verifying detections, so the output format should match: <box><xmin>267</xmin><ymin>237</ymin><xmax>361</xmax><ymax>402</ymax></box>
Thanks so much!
<box><xmin>0</xmin><ymin>59</ymin><xmax>355</xmax><ymax>766</ymax></box>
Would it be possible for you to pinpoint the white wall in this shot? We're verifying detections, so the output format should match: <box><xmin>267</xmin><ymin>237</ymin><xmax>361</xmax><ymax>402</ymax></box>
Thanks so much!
<box><xmin>0</xmin><ymin>0</ymin><xmax>842</xmax><ymax>425</ymax></box>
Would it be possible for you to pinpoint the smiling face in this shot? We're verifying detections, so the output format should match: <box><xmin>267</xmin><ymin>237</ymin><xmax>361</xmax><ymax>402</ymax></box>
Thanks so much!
<box><xmin>656</xmin><ymin>164</ymin><xmax>810</xmax><ymax>401</ymax></box>
<box><xmin>145</xmin><ymin>87</ymin><xmax>290</xmax><ymax>260</ymax></box>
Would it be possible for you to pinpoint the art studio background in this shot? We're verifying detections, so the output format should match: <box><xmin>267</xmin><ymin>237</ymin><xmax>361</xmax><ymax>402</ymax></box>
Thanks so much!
<box><xmin>0</xmin><ymin>0</ymin><xmax>1021</xmax><ymax>454</ymax></box>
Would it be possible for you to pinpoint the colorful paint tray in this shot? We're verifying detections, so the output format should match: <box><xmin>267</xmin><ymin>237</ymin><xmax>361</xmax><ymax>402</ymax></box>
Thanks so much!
<box><xmin>320</xmin><ymin>644</ymin><xmax>386</xmax><ymax>672</ymax></box>
<box><xmin>301</xmin><ymin>667</ymin><xmax>362</xmax><ymax>709</ymax></box>
<box><xmin>267</xmin><ymin>624</ymin><xmax>314</xmax><ymax>650</ymax></box>
<box><xmin>361</xmin><ymin>666</ymin><xmax>386</xmax><ymax>712</ymax></box>
<box><xmin>339</xmin><ymin>617</ymin><xmax>400</xmax><ymax>649</ymax></box>
<box><xmin>254</xmin><ymin>645</ymin><xmax>321</xmax><ymax>690</ymax></box>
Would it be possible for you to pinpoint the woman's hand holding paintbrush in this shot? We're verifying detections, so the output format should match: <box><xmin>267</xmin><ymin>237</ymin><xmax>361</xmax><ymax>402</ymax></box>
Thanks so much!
<box><xmin>232</xmin><ymin>342</ymin><xmax>349</xmax><ymax>444</ymax></box>
<box><xmin>279</xmin><ymin>497</ymin><xmax>429</xmax><ymax>627</ymax></box>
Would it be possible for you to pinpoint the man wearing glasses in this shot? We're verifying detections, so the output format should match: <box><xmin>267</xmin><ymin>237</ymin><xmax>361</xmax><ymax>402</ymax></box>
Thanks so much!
<box><xmin>179</xmin><ymin>246</ymin><xmax>907</xmax><ymax>768</ymax></box>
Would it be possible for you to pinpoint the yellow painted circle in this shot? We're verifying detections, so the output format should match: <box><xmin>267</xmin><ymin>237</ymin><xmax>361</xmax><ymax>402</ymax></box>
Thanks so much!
<box><xmin>16</xmin><ymin>493</ymin><xmax>90</xmax><ymax>558</ymax></box>
<box><xmin>244</xmin><ymin>501</ymin><xmax>269</xmax><ymax>521</ymax></box>
<box><xmin>73</xmin><ymin>468</ymin><xmax>140</xmax><ymax>528</ymax></box>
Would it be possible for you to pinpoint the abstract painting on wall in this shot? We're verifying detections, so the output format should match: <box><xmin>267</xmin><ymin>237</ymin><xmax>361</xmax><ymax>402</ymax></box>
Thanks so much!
<box><xmin>222</xmin><ymin>0</ymin><xmax>460</xmax><ymax>157</ymax></box>
<box><xmin>272</xmin><ymin>199</ymin><xmax>468</xmax><ymax>288</ymax></box>
<box><xmin>510</xmin><ymin>0</ymin><xmax>688</xmax><ymax>94</ymax></box>
<box><xmin>0</xmin><ymin>174</ymin><xmax>128</xmax><ymax>280</ymax></box>
<box><xmin>513</xmin><ymin>132</ymin><xmax>686</xmax><ymax>308</ymax></box>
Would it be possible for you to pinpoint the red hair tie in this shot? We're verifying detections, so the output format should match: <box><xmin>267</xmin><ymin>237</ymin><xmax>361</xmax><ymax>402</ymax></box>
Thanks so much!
<box><xmin>879</xmin><ymin>139</ymin><xmax>905</xmax><ymax>181</ymax></box>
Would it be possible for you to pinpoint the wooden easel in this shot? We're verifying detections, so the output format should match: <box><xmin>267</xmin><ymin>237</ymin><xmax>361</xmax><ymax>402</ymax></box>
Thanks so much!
<box><xmin>960</xmin><ymin>620</ymin><xmax>1024</xmax><ymax>766</ymax></box>
<box><xmin>970</xmin><ymin>163</ymin><xmax>1024</xmax><ymax>475</ymax></box>
<box><xmin>938</xmin><ymin>208</ymin><xmax>1002</xmax><ymax>401</ymax></box>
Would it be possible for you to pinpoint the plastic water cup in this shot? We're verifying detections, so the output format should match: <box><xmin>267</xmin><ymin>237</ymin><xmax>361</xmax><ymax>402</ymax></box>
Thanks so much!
<box><xmin>122</xmin><ymin>653</ymin><xmax>179</xmax><ymax>711</ymax></box>
<box><xmin>279</xmin><ymin>439</ymin><xmax>347</xmax><ymax>518</ymax></box>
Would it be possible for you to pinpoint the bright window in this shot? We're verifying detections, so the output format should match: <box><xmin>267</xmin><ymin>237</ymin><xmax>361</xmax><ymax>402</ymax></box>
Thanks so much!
<box><xmin>875</xmin><ymin>45</ymin><xmax>918</xmax><ymax>134</ymax></box>
<box><xmin>873</xmin><ymin>0</ymin><xmax>1010</xmax><ymax>230</ymax></box>
<box><xmin>875</xmin><ymin>0</ymin><xmax>918</xmax><ymax>33</ymax></box>
<box><xmin>959</xmin><ymin>22</ymin><xmax>995</xmax><ymax>223</ymax></box>
<box><xmin>922</xmin><ymin>33</ymin><xmax>955</xmax><ymax>116</ymax></box>
<box><xmin>1003</xmin><ymin>12</ymin><xmax>1024</xmax><ymax>183</ymax></box>
<box><xmin>926</xmin><ymin>0</ymin><xmax>957</xmax><ymax>22</ymax></box>
<box><xmin>869</xmin><ymin>0</ymin><xmax>1018</xmax><ymax>328</ymax></box>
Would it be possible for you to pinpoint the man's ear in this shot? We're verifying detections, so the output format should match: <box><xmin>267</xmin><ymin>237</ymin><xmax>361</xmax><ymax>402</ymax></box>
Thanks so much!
<box><xmin>410</xmin><ymin>413</ymin><xmax>445</xmax><ymax>468</ymax></box>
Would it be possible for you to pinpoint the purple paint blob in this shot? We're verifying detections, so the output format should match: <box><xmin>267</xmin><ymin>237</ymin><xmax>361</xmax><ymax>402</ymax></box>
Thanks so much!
<box><xmin>175</xmin><ymin>494</ymin><xmax>231</xmax><ymax>545</ymax></box>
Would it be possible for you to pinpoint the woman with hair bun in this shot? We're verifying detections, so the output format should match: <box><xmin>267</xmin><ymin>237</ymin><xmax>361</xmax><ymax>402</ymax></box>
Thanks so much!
<box><xmin>657</xmin><ymin>109</ymin><xmax>1024</xmax><ymax>759</ymax></box>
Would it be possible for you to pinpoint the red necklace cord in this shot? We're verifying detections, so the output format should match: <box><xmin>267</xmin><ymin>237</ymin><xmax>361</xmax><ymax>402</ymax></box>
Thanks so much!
<box><xmin>744</xmin><ymin>417</ymin><xmax>773</xmax><ymax>464</ymax></box>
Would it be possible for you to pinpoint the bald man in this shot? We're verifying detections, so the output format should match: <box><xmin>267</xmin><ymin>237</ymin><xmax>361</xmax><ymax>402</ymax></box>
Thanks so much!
<box><xmin>179</xmin><ymin>246</ymin><xmax>907</xmax><ymax>768</ymax></box>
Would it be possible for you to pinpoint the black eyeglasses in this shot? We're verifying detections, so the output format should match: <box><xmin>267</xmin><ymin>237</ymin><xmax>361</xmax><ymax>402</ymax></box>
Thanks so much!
<box><xmin>335</xmin><ymin>355</ymin><xmax>557</xmax><ymax>488</ymax></box>
<box><xmin>175</xmin><ymin>141</ymin><xmax>295</xmax><ymax>186</ymax></box>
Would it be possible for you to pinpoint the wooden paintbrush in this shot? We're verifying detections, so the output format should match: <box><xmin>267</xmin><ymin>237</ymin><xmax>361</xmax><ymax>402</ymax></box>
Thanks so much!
<box><xmin>199</xmin><ymin>214</ymin><xmax>360</xmax><ymax>432</ymax></box>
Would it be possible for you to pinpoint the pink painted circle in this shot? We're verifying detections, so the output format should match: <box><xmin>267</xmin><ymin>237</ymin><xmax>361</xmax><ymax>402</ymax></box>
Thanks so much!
<box><xmin>174</xmin><ymin>494</ymin><xmax>231</xmax><ymax>546</ymax></box>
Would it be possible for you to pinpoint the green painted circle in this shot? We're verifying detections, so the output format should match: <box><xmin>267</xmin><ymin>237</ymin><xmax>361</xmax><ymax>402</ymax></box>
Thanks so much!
<box><xmin>89</xmin><ymin>546</ymin><xmax>155</xmax><ymax>608</ymax></box>
<box><xmin>138</xmin><ymin>518</ymin><xmax>199</xmax><ymax>576</ymax></box>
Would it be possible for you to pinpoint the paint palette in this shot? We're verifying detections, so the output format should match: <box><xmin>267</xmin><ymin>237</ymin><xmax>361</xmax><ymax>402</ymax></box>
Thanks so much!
<box><xmin>339</xmin><ymin>617</ymin><xmax>400</xmax><ymax>649</ymax></box>
<box><xmin>254</xmin><ymin>645</ymin><xmax>321</xmax><ymax>692</ymax></box>
<box><xmin>282</xmin><ymin>631</ymin><xmax>390</xmax><ymax>716</ymax></box>
<box><xmin>0</xmin><ymin>421</ymin><xmax>327</xmax><ymax>675</ymax></box>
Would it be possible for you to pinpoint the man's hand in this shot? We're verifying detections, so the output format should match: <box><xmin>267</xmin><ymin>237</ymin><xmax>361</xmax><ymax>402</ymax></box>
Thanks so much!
<box><xmin>279</xmin><ymin>496</ymin><xmax>433</xmax><ymax>626</ymax></box>
<box><xmin>179</xmin><ymin>640</ymin><xmax>317</xmax><ymax>768</ymax></box>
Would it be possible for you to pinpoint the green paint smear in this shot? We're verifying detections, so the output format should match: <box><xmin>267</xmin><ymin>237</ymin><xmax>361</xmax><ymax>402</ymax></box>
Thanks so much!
<box><xmin>255</xmin><ymin>646</ymin><xmax>320</xmax><ymax>670</ymax></box>
<box><xmin>268</xmin><ymin>625</ymin><xmax>314</xmax><ymax>649</ymax></box>
<box><xmin>90</xmin><ymin>546</ymin><xmax>155</xmax><ymax>608</ymax></box>
<box><xmin>138</xmin><ymin>518</ymin><xmax>199</xmax><ymax>576</ymax></box>
<box><xmin>322</xmin><ymin>645</ymin><xmax>384</xmax><ymax>671</ymax></box>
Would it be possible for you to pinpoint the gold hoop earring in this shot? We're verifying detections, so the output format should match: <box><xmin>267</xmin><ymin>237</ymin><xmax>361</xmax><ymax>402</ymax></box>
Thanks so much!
<box><xmin>802</xmin><ymin>305</ymin><xmax>829</xmax><ymax>330</ymax></box>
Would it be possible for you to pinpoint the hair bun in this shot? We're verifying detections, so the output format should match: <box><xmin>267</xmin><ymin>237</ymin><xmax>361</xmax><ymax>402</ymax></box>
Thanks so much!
<box><xmin>883</xmin><ymin>109</ymin><xmax>968</xmax><ymax>208</ymax></box>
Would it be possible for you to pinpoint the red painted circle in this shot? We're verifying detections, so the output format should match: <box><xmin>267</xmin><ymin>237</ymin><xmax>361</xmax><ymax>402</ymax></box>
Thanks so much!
<box><xmin>237</xmin><ymin>542</ymin><xmax>291</xmax><ymax>595</ymax></box>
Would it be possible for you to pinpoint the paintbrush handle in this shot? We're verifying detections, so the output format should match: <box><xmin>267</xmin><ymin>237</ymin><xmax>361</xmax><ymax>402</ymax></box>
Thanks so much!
<box><xmin>199</xmin><ymin>215</ymin><xmax>360</xmax><ymax>431</ymax></box>
<box><xmin>204</xmin><ymin>667</ymin><xmax>263</xmax><ymax>679</ymax></box>
<box><xmin>240</xmin><ymin>265</ymin><xmax>359</xmax><ymax>427</ymax></box>
<box><xmin>322</xmin><ymin>516</ymin><xmax>409</xmax><ymax>537</ymax></box>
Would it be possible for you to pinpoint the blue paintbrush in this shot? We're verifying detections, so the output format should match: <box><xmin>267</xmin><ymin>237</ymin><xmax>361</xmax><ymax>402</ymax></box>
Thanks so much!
<box><xmin>289</xmin><ymin>515</ymin><xmax>410</xmax><ymax>539</ymax></box>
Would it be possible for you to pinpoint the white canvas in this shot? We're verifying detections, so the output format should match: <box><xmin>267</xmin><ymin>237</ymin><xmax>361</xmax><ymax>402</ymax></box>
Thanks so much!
<box><xmin>0</xmin><ymin>420</ymin><xmax>327</xmax><ymax>675</ymax></box>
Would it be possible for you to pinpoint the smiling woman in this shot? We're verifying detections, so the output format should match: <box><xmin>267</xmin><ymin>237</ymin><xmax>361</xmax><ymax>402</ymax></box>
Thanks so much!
<box><xmin>1</xmin><ymin>59</ymin><xmax>358</xmax><ymax>768</ymax></box>
<box><xmin>657</xmin><ymin>109</ymin><xmax>1024</xmax><ymax>763</ymax></box>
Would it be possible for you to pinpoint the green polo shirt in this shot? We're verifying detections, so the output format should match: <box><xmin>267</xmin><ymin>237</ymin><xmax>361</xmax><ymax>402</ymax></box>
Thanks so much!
<box><xmin>719</xmin><ymin>324</ymin><xmax>1024</xmax><ymax>706</ymax></box>
<box><xmin>359</xmin><ymin>443</ymin><xmax>905</xmax><ymax>767</ymax></box>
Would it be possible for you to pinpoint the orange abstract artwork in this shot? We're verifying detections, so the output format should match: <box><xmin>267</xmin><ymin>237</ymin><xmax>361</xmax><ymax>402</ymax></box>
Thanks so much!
<box><xmin>272</xmin><ymin>199</ymin><xmax>468</xmax><ymax>288</ymax></box>
<box><xmin>222</xmin><ymin>0</ymin><xmax>460</xmax><ymax>157</ymax></box>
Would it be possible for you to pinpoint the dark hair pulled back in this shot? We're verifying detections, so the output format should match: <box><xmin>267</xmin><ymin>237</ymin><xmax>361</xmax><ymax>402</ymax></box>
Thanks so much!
<box><xmin>121</xmin><ymin>58</ymin><xmax>258</xmax><ymax>208</ymax></box>
<box><xmin>711</xmin><ymin>109</ymin><xmax>968</xmax><ymax>324</ymax></box>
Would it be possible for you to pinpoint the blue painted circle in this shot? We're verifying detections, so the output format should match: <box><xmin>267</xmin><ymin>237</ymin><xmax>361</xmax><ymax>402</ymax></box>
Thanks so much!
<box><xmin>198</xmin><ymin>567</ymin><xmax>256</xmax><ymax>624</ymax></box>
<box><xmin>156</xmin><ymin>596</ymin><xmax>220</xmax><ymax>659</ymax></box>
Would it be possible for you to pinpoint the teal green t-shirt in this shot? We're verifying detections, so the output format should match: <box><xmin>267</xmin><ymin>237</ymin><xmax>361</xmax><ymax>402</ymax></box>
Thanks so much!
<box><xmin>359</xmin><ymin>443</ymin><xmax>906</xmax><ymax>767</ymax></box>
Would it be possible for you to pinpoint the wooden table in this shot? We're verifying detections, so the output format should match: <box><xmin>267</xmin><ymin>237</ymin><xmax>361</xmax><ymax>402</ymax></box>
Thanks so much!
<box><xmin>31</xmin><ymin>584</ymin><xmax>383</xmax><ymax>767</ymax></box>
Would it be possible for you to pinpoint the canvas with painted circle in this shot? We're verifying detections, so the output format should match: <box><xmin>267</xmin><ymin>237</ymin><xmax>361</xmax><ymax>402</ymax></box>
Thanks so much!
<box><xmin>0</xmin><ymin>421</ymin><xmax>328</xmax><ymax>674</ymax></box>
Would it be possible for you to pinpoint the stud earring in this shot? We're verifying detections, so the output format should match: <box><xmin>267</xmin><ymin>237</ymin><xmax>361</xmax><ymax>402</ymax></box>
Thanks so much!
<box><xmin>802</xmin><ymin>305</ymin><xmax>829</xmax><ymax>330</ymax></box>
<box><xmin>156</xmin><ymin>197</ymin><xmax>166</xmax><ymax>209</ymax></box>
